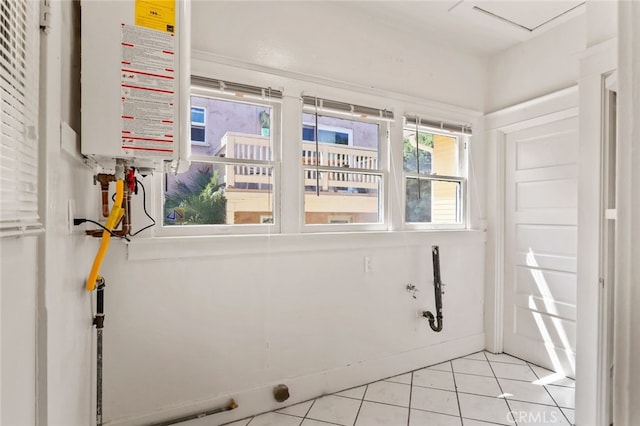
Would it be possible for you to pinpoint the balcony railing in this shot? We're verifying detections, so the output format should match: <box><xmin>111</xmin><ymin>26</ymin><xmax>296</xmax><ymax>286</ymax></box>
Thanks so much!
<box><xmin>218</xmin><ymin>132</ymin><xmax>379</xmax><ymax>192</ymax></box>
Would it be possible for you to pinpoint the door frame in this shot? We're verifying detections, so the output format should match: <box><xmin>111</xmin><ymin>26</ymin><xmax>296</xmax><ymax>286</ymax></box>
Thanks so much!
<box><xmin>484</xmin><ymin>37</ymin><xmax>618</xmax><ymax>426</ymax></box>
<box><xmin>575</xmin><ymin>38</ymin><xmax>617</xmax><ymax>425</ymax></box>
<box><xmin>484</xmin><ymin>86</ymin><xmax>579</xmax><ymax>356</ymax></box>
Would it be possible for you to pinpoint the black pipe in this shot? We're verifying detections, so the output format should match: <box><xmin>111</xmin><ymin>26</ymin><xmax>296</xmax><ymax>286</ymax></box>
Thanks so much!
<box><xmin>146</xmin><ymin>400</ymin><xmax>238</xmax><ymax>426</ymax></box>
<box><xmin>423</xmin><ymin>246</ymin><xmax>444</xmax><ymax>332</ymax></box>
<box><xmin>93</xmin><ymin>278</ymin><xmax>105</xmax><ymax>426</ymax></box>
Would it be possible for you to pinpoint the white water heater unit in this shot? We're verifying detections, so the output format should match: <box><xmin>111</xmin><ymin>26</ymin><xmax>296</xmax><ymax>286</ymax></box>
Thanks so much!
<box><xmin>81</xmin><ymin>0</ymin><xmax>190</xmax><ymax>173</ymax></box>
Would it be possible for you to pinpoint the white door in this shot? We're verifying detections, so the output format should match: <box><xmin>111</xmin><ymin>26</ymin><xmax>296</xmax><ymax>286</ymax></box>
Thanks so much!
<box><xmin>503</xmin><ymin>115</ymin><xmax>578</xmax><ymax>377</ymax></box>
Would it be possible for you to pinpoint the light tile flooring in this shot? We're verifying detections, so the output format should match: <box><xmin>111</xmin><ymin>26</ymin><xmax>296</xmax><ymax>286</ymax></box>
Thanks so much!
<box><xmin>222</xmin><ymin>351</ymin><xmax>575</xmax><ymax>426</ymax></box>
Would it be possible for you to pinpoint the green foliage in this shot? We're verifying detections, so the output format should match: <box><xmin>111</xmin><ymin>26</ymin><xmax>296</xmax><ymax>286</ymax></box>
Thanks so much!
<box><xmin>260</xmin><ymin>110</ymin><xmax>270</xmax><ymax>129</ymax></box>
<box><xmin>403</xmin><ymin>132</ymin><xmax>433</xmax><ymax>173</ymax></box>
<box><xmin>164</xmin><ymin>167</ymin><xmax>227</xmax><ymax>225</ymax></box>
<box><xmin>405</xmin><ymin>178</ymin><xmax>432</xmax><ymax>223</ymax></box>
<box><xmin>403</xmin><ymin>131</ymin><xmax>434</xmax><ymax>222</ymax></box>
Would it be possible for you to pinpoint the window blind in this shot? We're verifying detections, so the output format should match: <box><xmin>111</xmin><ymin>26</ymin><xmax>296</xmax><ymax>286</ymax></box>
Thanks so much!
<box><xmin>191</xmin><ymin>76</ymin><xmax>283</xmax><ymax>101</ymax></box>
<box><xmin>404</xmin><ymin>115</ymin><xmax>472</xmax><ymax>135</ymax></box>
<box><xmin>0</xmin><ymin>0</ymin><xmax>41</xmax><ymax>232</ymax></box>
<box><xmin>302</xmin><ymin>96</ymin><xmax>394</xmax><ymax>122</ymax></box>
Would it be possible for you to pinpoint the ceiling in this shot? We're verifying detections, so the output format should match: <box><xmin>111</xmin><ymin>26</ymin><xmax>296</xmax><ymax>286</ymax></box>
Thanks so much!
<box><xmin>341</xmin><ymin>0</ymin><xmax>585</xmax><ymax>56</ymax></box>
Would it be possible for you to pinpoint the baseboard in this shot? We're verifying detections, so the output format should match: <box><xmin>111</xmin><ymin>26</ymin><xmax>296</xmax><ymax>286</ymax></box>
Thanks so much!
<box><xmin>107</xmin><ymin>333</ymin><xmax>485</xmax><ymax>426</ymax></box>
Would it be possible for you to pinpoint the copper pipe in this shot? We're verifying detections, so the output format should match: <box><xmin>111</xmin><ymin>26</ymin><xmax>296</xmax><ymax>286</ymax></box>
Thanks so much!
<box><xmin>121</xmin><ymin>186</ymin><xmax>132</xmax><ymax>235</ymax></box>
<box><xmin>95</xmin><ymin>174</ymin><xmax>116</xmax><ymax>217</ymax></box>
<box><xmin>87</xmin><ymin>171</ymin><xmax>133</xmax><ymax>238</ymax></box>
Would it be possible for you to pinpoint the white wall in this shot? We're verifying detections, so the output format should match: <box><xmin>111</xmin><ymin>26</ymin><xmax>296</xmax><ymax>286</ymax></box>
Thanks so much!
<box><xmin>615</xmin><ymin>2</ymin><xmax>640</xmax><ymax>423</ymax></box>
<box><xmin>485</xmin><ymin>14</ymin><xmax>586</xmax><ymax>113</ymax></box>
<box><xmin>586</xmin><ymin>0</ymin><xmax>617</xmax><ymax>48</ymax></box>
<box><xmin>39</xmin><ymin>1</ymin><xmax>99</xmax><ymax>425</ymax></box>
<box><xmin>102</xmin><ymin>232</ymin><xmax>485</xmax><ymax>425</ymax></box>
<box><xmin>191</xmin><ymin>1</ymin><xmax>488</xmax><ymax>112</ymax></box>
<box><xmin>0</xmin><ymin>236</ymin><xmax>38</xmax><ymax>425</ymax></box>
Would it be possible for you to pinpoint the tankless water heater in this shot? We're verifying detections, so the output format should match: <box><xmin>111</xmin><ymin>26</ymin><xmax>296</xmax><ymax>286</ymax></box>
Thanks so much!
<box><xmin>81</xmin><ymin>0</ymin><xmax>190</xmax><ymax>173</ymax></box>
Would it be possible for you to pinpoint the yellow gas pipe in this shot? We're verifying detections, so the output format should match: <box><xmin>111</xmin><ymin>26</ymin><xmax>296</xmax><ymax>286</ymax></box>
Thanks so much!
<box><xmin>85</xmin><ymin>179</ymin><xmax>125</xmax><ymax>291</ymax></box>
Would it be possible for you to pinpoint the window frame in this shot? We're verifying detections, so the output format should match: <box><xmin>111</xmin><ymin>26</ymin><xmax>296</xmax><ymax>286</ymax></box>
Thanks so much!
<box><xmin>300</xmin><ymin>106</ymin><xmax>390</xmax><ymax>232</ymax></box>
<box><xmin>148</xmin><ymin>63</ymin><xmax>479</xmax><ymax>239</ymax></box>
<box><xmin>190</xmin><ymin>105</ymin><xmax>207</xmax><ymax>146</ymax></box>
<box><xmin>302</xmin><ymin>121</ymin><xmax>354</xmax><ymax>146</ymax></box>
<box><xmin>156</xmin><ymin>84</ymin><xmax>282</xmax><ymax>236</ymax></box>
<box><xmin>402</xmin><ymin>124</ymin><xmax>469</xmax><ymax>230</ymax></box>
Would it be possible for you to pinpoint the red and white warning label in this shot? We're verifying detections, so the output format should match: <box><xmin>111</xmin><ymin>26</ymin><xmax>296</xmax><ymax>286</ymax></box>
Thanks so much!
<box><xmin>121</xmin><ymin>24</ymin><xmax>176</xmax><ymax>155</ymax></box>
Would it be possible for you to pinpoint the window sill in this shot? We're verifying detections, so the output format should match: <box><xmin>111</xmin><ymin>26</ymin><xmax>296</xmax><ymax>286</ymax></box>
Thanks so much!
<box><xmin>127</xmin><ymin>229</ymin><xmax>486</xmax><ymax>261</ymax></box>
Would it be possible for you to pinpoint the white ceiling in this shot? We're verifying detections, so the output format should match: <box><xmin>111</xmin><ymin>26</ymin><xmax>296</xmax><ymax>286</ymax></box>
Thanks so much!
<box><xmin>473</xmin><ymin>1</ymin><xmax>584</xmax><ymax>31</ymax></box>
<box><xmin>341</xmin><ymin>1</ymin><xmax>585</xmax><ymax>56</ymax></box>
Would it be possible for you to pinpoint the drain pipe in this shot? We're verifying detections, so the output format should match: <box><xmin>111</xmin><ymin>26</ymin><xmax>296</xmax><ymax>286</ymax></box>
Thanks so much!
<box><xmin>146</xmin><ymin>400</ymin><xmax>238</xmax><ymax>426</ymax></box>
<box><xmin>93</xmin><ymin>277</ymin><xmax>106</xmax><ymax>426</ymax></box>
<box><xmin>423</xmin><ymin>245</ymin><xmax>444</xmax><ymax>332</ymax></box>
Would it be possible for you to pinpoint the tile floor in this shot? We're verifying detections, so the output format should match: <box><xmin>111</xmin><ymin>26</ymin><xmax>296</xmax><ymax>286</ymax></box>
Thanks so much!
<box><xmin>222</xmin><ymin>351</ymin><xmax>575</xmax><ymax>426</ymax></box>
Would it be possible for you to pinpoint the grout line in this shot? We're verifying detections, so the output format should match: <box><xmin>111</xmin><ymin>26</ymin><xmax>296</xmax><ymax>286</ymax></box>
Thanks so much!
<box><xmin>333</xmin><ymin>394</ymin><xmax>364</xmax><ymax>402</ymax></box>
<box><xmin>410</xmin><ymin>405</ymin><xmax>463</xmax><ymax>419</ymax></box>
<box><xmin>545</xmin><ymin>382</ymin><xmax>576</xmax><ymax>390</ymax></box>
<box><xmin>462</xmin><ymin>415</ymin><xmax>511</xmax><ymax>425</ymax></box>
<box><xmin>450</xmin><ymin>371</ymin><xmax>496</xmax><ymax>379</ymax></box>
<box><xmin>407</xmin><ymin>371</ymin><xmax>414</xmax><ymax>426</ymax></box>
<box><xmin>301</xmin><ymin>417</ymin><xmax>344</xmax><ymax>426</ymax></box>
<box><xmin>303</xmin><ymin>398</ymin><xmax>317</xmax><ymax>418</ymax></box>
<box><xmin>503</xmin><ymin>397</ymin><xmax>565</xmax><ymax>409</ymax></box>
<box><xmin>508</xmin><ymin>353</ymin><xmax>576</xmax><ymax>386</ymax></box>
<box><xmin>526</xmin><ymin>361</ymin><xmax>573</xmax><ymax>425</ymax></box>
<box><xmin>484</xmin><ymin>351</ymin><xmax>517</xmax><ymax>426</ymax></box>
<box><xmin>361</xmin><ymin>399</ymin><xmax>412</xmax><ymax>410</ymax></box>
<box><xmin>411</xmin><ymin>382</ymin><xmax>457</xmax><ymax>392</ymax></box>
<box><xmin>351</xmin><ymin>384</ymin><xmax>368</xmax><ymax>426</ymax></box>
<box><xmin>385</xmin><ymin>378</ymin><xmax>413</xmax><ymax>386</ymax></box>
<box><xmin>278</xmin><ymin>412</ymin><xmax>306</xmax><ymax>419</ymax></box>
<box><xmin>483</xmin><ymin>351</ymin><xmax>531</xmax><ymax>366</ymax></box>
<box><xmin>450</xmin><ymin>360</ymin><xmax>464</xmax><ymax>425</ymax></box>
<box><xmin>411</xmin><ymin>407</ymin><xmax>463</xmax><ymax>419</ymax></box>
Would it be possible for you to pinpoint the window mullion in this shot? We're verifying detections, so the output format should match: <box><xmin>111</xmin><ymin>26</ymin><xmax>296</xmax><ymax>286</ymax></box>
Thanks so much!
<box><xmin>280</xmin><ymin>94</ymin><xmax>304</xmax><ymax>233</ymax></box>
<box><xmin>389</xmin><ymin>117</ymin><xmax>404</xmax><ymax>231</ymax></box>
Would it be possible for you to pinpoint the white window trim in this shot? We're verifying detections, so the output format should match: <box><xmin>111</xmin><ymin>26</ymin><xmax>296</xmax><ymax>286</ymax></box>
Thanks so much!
<box><xmin>301</xmin><ymin>115</ymin><xmax>388</xmax><ymax>233</ymax></box>
<box><xmin>145</xmin><ymin>56</ymin><xmax>481</xmax><ymax>239</ymax></box>
<box><xmin>403</xmin><ymin>175</ymin><xmax>467</xmax><ymax>230</ymax></box>
<box><xmin>154</xmin><ymin>88</ymin><xmax>282</xmax><ymax>236</ymax></box>
<box><xmin>401</xmin><ymin>127</ymin><xmax>470</xmax><ymax>230</ymax></box>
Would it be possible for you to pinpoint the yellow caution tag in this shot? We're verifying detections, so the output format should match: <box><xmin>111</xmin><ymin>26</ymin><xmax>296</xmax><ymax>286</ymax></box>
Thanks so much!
<box><xmin>135</xmin><ymin>0</ymin><xmax>175</xmax><ymax>33</ymax></box>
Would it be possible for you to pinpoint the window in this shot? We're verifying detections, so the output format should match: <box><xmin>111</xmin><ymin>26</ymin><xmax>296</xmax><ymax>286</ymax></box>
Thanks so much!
<box><xmin>301</xmin><ymin>97</ymin><xmax>392</xmax><ymax>226</ymax></box>
<box><xmin>159</xmin><ymin>73</ymin><xmax>475</xmax><ymax>235</ymax></box>
<box><xmin>403</xmin><ymin>117</ymin><xmax>469</xmax><ymax>226</ymax></box>
<box><xmin>190</xmin><ymin>106</ymin><xmax>206</xmax><ymax>145</ymax></box>
<box><xmin>163</xmin><ymin>79</ymin><xmax>281</xmax><ymax>228</ymax></box>
<box><xmin>0</xmin><ymin>0</ymin><xmax>41</xmax><ymax>233</ymax></box>
<box><xmin>302</xmin><ymin>120</ymin><xmax>353</xmax><ymax>145</ymax></box>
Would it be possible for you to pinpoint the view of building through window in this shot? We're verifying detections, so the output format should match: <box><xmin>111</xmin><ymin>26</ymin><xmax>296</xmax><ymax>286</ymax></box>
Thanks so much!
<box><xmin>302</xmin><ymin>113</ymin><xmax>382</xmax><ymax>225</ymax></box>
<box><xmin>164</xmin><ymin>96</ymin><xmax>275</xmax><ymax>226</ymax></box>
<box><xmin>190</xmin><ymin>106</ymin><xmax>206</xmax><ymax>144</ymax></box>
<box><xmin>163</xmin><ymin>89</ymin><xmax>467</xmax><ymax>229</ymax></box>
